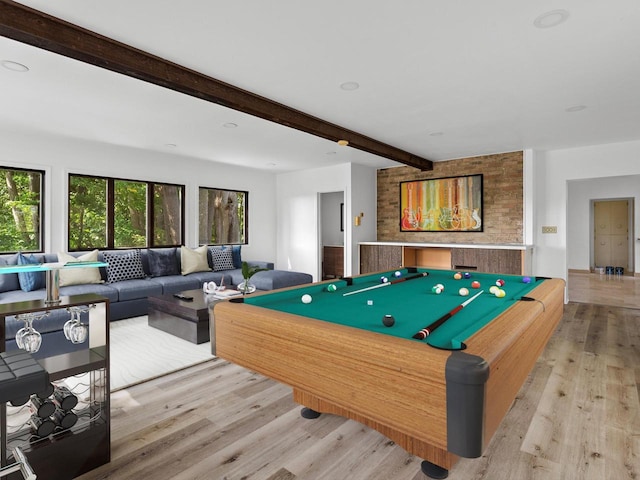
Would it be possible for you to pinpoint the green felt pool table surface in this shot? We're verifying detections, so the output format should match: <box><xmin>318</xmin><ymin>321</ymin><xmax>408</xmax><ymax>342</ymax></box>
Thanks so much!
<box><xmin>243</xmin><ymin>267</ymin><xmax>542</xmax><ymax>350</ymax></box>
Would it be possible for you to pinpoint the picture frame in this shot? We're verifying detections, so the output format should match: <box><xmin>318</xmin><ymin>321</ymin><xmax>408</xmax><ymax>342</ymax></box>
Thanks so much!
<box><xmin>399</xmin><ymin>174</ymin><xmax>483</xmax><ymax>232</ymax></box>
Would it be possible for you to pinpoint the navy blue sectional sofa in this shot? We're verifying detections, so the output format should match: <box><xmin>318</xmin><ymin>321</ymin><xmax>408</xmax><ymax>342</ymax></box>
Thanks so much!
<box><xmin>0</xmin><ymin>246</ymin><xmax>312</xmax><ymax>358</ymax></box>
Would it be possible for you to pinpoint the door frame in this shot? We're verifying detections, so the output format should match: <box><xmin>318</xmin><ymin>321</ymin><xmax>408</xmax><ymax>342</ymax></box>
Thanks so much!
<box><xmin>590</xmin><ymin>197</ymin><xmax>635</xmax><ymax>274</ymax></box>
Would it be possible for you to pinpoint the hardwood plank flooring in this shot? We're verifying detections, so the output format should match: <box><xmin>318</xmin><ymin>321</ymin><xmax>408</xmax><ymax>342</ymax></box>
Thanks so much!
<box><xmin>74</xmin><ymin>300</ymin><xmax>639</xmax><ymax>480</ymax></box>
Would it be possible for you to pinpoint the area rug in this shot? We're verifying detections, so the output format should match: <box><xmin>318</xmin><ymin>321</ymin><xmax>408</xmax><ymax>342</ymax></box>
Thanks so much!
<box><xmin>109</xmin><ymin>316</ymin><xmax>215</xmax><ymax>391</ymax></box>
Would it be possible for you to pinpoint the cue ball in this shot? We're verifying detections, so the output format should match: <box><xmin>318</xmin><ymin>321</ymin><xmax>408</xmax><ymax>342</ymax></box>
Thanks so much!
<box><xmin>394</xmin><ymin>270</ymin><xmax>402</xmax><ymax>278</ymax></box>
<box><xmin>453</xmin><ymin>272</ymin><xmax>462</xmax><ymax>280</ymax></box>
<box><xmin>459</xmin><ymin>287</ymin><xmax>469</xmax><ymax>296</ymax></box>
<box><xmin>382</xmin><ymin>315</ymin><xmax>395</xmax><ymax>327</ymax></box>
<box><xmin>301</xmin><ymin>294</ymin><xmax>312</xmax><ymax>304</ymax></box>
<box><xmin>463</xmin><ymin>272</ymin><xmax>471</xmax><ymax>279</ymax></box>
<box><xmin>522</xmin><ymin>276</ymin><xmax>532</xmax><ymax>284</ymax></box>
<box><xmin>496</xmin><ymin>279</ymin><xmax>505</xmax><ymax>287</ymax></box>
<box><xmin>327</xmin><ymin>284</ymin><xmax>337</xmax><ymax>292</ymax></box>
<box><xmin>471</xmin><ymin>281</ymin><xmax>481</xmax><ymax>289</ymax></box>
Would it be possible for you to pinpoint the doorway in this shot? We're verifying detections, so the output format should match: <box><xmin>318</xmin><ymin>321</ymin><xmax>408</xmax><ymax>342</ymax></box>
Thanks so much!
<box><xmin>592</xmin><ymin>199</ymin><xmax>634</xmax><ymax>275</ymax></box>
<box><xmin>319</xmin><ymin>191</ymin><xmax>345</xmax><ymax>280</ymax></box>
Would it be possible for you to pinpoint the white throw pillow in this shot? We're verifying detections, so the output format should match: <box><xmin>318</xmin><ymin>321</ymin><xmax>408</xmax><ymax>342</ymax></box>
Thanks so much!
<box><xmin>58</xmin><ymin>250</ymin><xmax>103</xmax><ymax>286</ymax></box>
<box><xmin>181</xmin><ymin>245</ymin><xmax>211</xmax><ymax>275</ymax></box>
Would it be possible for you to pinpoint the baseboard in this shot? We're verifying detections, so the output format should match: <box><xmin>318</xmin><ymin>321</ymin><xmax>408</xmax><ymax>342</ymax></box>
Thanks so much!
<box><xmin>568</xmin><ymin>269</ymin><xmax>591</xmax><ymax>274</ymax></box>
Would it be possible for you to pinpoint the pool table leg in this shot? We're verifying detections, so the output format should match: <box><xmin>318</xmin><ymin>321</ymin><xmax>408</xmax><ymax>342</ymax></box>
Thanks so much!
<box><xmin>300</xmin><ymin>407</ymin><xmax>321</xmax><ymax>419</ymax></box>
<box><xmin>421</xmin><ymin>460</ymin><xmax>448</xmax><ymax>479</ymax></box>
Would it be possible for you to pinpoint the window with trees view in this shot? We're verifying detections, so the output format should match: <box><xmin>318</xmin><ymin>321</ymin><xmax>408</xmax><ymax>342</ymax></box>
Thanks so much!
<box><xmin>68</xmin><ymin>174</ymin><xmax>184</xmax><ymax>250</ymax></box>
<box><xmin>0</xmin><ymin>167</ymin><xmax>44</xmax><ymax>253</ymax></box>
<box><xmin>199</xmin><ymin>187</ymin><xmax>247</xmax><ymax>245</ymax></box>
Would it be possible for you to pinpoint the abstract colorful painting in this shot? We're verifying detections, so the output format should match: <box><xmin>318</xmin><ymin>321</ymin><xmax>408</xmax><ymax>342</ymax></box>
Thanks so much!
<box><xmin>400</xmin><ymin>175</ymin><xmax>483</xmax><ymax>232</ymax></box>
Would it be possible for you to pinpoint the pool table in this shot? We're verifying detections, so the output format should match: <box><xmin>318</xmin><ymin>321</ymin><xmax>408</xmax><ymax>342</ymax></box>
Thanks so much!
<box><xmin>212</xmin><ymin>268</ymin><xmax>565</xmax><ymax>478</ymax></box>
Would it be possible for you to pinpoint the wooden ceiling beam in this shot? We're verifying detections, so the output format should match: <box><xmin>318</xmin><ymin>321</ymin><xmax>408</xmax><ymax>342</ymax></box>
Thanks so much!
<box><xmin>0</xmin><ymin>1</ymin><xmax>433</xmax><ymax>170</ymax></box>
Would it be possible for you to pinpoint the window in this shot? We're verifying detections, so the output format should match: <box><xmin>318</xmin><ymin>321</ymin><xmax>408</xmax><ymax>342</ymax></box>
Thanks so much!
<box><xmin>0</xmin><ymin>167</ymin><xmax>44</xmax><ymax>253</ymax></box>
<box><xmin>199</xmin><ymin>187</ymin><xmax>247</xmax><ymax>245</ymax></box>
<box><xmin>68</xmin><ymin>174</ymin><xmax>184</xmax><ymax>250</ymax></box>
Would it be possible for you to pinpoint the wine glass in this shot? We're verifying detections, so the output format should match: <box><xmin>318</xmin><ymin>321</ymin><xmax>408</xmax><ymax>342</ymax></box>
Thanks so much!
<box><xmin>14</xmin><ymin>312</ymin><xmax>47</xmax><ymax>353</ymax></box>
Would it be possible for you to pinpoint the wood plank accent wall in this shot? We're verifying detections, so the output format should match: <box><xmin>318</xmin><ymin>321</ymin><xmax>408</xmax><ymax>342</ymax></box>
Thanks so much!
<box><xmin>377</xmin><ymin>151</ymin><xmax>524</xmax><ymax>244</ymax></box>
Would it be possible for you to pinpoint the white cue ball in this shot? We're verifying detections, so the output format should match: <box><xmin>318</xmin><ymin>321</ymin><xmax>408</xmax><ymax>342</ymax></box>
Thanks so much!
<box><xmin>301</xmin><ymin>294</ymin><xmax>312</xmax><ymax>304</ymax></box>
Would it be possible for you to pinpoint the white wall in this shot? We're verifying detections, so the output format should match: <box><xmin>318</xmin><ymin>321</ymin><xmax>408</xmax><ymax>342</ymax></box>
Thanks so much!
<box><xmin>532</xmin><ymin>140</ymin><xmax>640</xmax><ymax>280</ymax></box>
<box><xmin>275</xmin><ymin>162</ymin><xmax>378</xmax><ymax>280</ymax></box>
<box><xmin>320</xmin><ymin>191</ymin><xmax>344</xmax><ymax>247</ymax></box>
<box><xmin>0</xmin><ymin>130</ymin><xmax>278</xmax><ymax>262</ymax></box>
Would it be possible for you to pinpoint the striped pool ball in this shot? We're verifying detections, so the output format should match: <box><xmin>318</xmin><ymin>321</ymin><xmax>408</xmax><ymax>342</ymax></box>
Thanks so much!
<box><xmin>459</xmin><ymin>287</ymin><xmax>470</xmax><ymax>296</ymax></box>
<box><xmin>380</xmin><ymin>276</ymin><xmax>389</xmax><ymax>284</ymax></box>
<box><xmin>327</xmin><ymin>284</ymin><xmax>337</xmax><ymax>292</ymax></box>
<box><xmin>489</xmin><ymin>285</ymin><xmax>499</xmax><ymax>294</ymax></box>
<box><xmin>453</xmin><ymin>272</ymin><xmax>463</xmax><ymax>280</ymax></box>
<box><xmin>394</xmin><ymin>270</ymin><xmax>402</xmax><ymax>278</ymax></box>
<box><xmin>432</xmin><ymin>285</ymin><xmax>443</xmax><ymax>294</ymax></box>
<box><xmin>496</xmin><ymin>279</ymin><xmax>505</xmax><ymax>287</ymax></box>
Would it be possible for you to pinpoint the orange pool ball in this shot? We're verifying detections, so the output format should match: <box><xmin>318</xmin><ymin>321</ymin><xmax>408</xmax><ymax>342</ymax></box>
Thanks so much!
<box><xmin>471</xmin><ymin>280</ymin><xmax>481</xmax><ymax>289</ymax></box>
<box><xmin>453</xmin><ymin>272</ymin><xmax>463</xmax><ymax>280</ymax></box>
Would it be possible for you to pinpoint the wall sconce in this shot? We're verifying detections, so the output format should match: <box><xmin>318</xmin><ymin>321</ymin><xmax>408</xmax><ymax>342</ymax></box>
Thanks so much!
<box><xmin>354</xmin><ymin>212</ymin><xmax>364</xmax><ymax>226</ymax></box>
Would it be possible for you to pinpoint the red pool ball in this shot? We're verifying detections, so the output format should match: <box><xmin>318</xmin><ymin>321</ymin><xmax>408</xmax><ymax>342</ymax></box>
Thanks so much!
<box><xmin>496</xmin><ymin>279</ymin><xmax>505</xmax><ymax>287</ymax></box>
<box><xmin>471</xmin><ymin>281</ymin><xmax>481</xmax><ymax>289</ymax></box>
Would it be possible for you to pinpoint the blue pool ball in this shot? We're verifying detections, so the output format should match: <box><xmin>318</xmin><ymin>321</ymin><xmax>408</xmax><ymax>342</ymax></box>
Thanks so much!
<box><xmin>327</xmin><ymin>284</ymin><xmax>337</xmax><ymax>292</ymax></box>
<box><xmin>394</xmin><ymin>270</ymin><xmax>402</xmax><ymax>278</ymax></box>
<box><xmin>522</xmin><ymin>276</ymin><xmax>532</xmax><ymax>284</ymax></box>
<box><xmin>380</xmin><ymin>276</ymin><xmax>389</xmax><ymax>284</ymax></box>
<box><xmin>463</xmin><ymin>272</ymin><xmax>471</xmax><ymax>279</ymax></box>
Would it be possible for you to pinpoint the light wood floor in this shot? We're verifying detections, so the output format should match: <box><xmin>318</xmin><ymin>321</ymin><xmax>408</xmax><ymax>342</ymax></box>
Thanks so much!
<box><xmin>74</xmin><ymin>288</ymin><xmax>640</xmax><ymax>480</ymax></box>
<box><xmin>568</xmin><ymin>271</ymin><xmax>640</xmax><ymax>309</ymax></box>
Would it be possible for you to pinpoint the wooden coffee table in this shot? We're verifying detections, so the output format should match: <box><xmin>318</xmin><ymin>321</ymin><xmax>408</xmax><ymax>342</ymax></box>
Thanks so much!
<box><xmin>148</xmin><ymin>289</ymin><xmax>219</xmax><ymax>344</ymax></box>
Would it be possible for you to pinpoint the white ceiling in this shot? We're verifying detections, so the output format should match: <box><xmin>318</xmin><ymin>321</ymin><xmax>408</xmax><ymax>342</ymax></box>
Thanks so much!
<box><xmin>2</xmin><ymin>0</ymin><xmax>640</xmax><ymax>172</ymax></box>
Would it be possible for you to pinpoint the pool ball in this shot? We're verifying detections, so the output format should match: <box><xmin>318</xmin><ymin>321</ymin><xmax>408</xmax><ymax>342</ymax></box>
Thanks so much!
<box><xmin>495</xmin><ymin>279</ymin><xmax>505</xmax><ymax>287</ymax></box>
<box><xmin>382</xmin><ymin>314</ymin><xmax>395</xmax><ymax>327</ymax></box>
<box><xmin>301</xmin><ymin>294</ymin><xmax>313</xmax><ymax>304</ymax></box>
<box><xmin>436</xmin><ymin>283</ymin><xmax>445</xmax><ymax>291</ymax></box>
<box><xmin>327</xmin><ymin>284</ymin><xmax>337</xmax><ymax>292</ymax></box>
<box><xmin>458</xmin><ymin>287</ymin><xmax>469</xmax><ymax>296</ymax></box>
<box><xmin>471</xmin><ymin>281</ymin><xmax>481</xmax><ymax>289</ymax></box>
<box><xmin>489</xmin><ymin>285</ymin><xmax>499</xmax><ymax>295</ymax></box>
<box><xmin>380</xmin><ymin>276</ymin><xmax>389</xmax><ymax>284</ymax></box>
<box><xmin>463</xmin><ymin>272</ymin><xmax>471</xmax><ymax>279</ymax></box>
<box><xmin>495</xmin><ymin>289</ymin><xmax>506</xmax><ymax>298</ymax></box>
<box><xmin>432</xmin><ymin>286</ymin><xmax>443</xmax><ymax>294</ymax></box>
<box><xmin>394</xmin><ymin>270</ymin><xmax>402</xmax><ymax>278</ymax></box>
<box><xmin>522</xmin><ymin>276</ymin><xmax>532</xmax><ymax>284</ymax></box>
<box><xmin>453</xmin><ymin>272</ymin><xmax>463</xmax><ymax>280</ymax></box>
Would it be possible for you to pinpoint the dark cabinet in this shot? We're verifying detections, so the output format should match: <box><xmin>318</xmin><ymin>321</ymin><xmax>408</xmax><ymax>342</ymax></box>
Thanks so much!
<box><xmin>323</xmin><ymin>246</ymin><xmax>344</xmax><ymax>279</ymax></box>
<box><xmin>360</xmin><ymin>245</ymin><xmax>403</xmax><ymax>274</ymax></box>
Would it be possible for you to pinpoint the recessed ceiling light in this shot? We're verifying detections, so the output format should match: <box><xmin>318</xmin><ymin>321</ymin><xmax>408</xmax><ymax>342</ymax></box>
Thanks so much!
<box><xmin>565</xmin><ymin>105</ymin><xmax>587</xmax><ymax>113</ymax></box>
<box><xmin>1</xmin><ymin>60</ymin><xmax>29</xmax><ymax>72</ymax></box>
<box><xmin>340</xmin><ymin>82</ymin><xmax>360</xmax><ymax>91</ymax></box>
<box><xmin>223</xmin><ymin>122</ymin><xmax>238</xmax><ymax>128</ymax></box>
<box><xmin>533</xmin><ymin>9</ymin><xmax>570</xmax><ymax>28</ymax></box>
<box><xmin>164</xmin><ymin>143</ymin><xmax>177</xmax><ymax>148</ymax></box>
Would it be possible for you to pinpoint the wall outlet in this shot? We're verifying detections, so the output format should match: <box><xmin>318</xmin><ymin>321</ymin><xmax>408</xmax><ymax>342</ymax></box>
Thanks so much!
<box><xmin>542</xmin><ymin>226</ymin><xmax>558</xmax><ymax>234</ymax></box>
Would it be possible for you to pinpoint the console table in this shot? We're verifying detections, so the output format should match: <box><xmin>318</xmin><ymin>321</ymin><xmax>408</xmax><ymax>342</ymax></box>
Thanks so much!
<box><xmin>0</xmin><ymin>294</ymin><xmax>110</xmax><ymax>480</ymax></box>
<box><xmin>360</xmin><ymin>242</ymin><xmax>533</xmax><ymax>275</ymax></box>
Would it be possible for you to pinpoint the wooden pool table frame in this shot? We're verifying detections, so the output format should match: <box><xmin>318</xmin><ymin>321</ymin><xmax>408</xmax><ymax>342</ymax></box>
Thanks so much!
<box><xmin>213</xmin><ymin>276</ymin><xmax>565</xmax><ymax>477</ymax></box>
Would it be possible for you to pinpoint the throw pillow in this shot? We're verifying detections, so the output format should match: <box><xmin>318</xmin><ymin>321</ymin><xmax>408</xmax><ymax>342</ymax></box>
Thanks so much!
<box><xmin>58</xmin><ymin>250</ymin><xmax>103</xmax><ymax>286</ymax></box>
<box><xmin>147</xmin><ymin>248</ymin><xmax>179</xmax><ymax>277</ymax></box>
<box><xmin>103</xmin><ymin>250</ymin><xmax>146</xmax><ymax>283</ymax></box>
<box><xmin>180</xmin><ymin>246</ymin><xmax>210</xmax><ymax>275</ymax></box>
<box><xmin>231</xmin><ymin>245</ymin><xmax>242</xmax><ymax>268</ymax></box>
<box><xmin>212</xmin><ymin>248</ymin><xmax>235</xmax><ymax>272</ymax></box>
<box><xmin>17</xmin><ymin>253</ymin><xmax>46</xmax><ymax>292</ymax></box>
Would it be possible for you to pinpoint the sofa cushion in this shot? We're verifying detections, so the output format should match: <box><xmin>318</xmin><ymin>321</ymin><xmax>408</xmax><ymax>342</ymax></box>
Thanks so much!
<box><xmin>107</xmin><ymin>278</ymin><xmax>162</xmax><ymax>302</ymax></box>
<box><xmin>211</xmin><ymin>248</ymin><xmax>234</xmax><ymax>272</ymax></box>
<box><xmin>148</xmin><ymin>275</ymin><xmax>200</xmax><ymax>295</ymax></box>
<box><xmin>58</xmin><ymin>250</ymin><xmax>103</xmax><ymax>286</ymax></box>
<box><xmin>249</xmin><ymin>270</ymin><xmax>313</xmax><ymax>291</ymax></box>
<box><xmin>103</xmin><ymin>250</ymin><xmax>146</xmax><ymax>283</ymax></box>
<box><xmin>0</xmin><ymin>257</ymin><xmax>20</xmax><ymax>293</ymax></box>
<box><xmin>17</xmin><ymin>253</ymin><xmax>45</xmax><ymax>292</ymax></box>
<box><xmin>180</xmin><ymin>246</ymin><xmax>210</xmax><ymax>275</ymax></box>
<box><xmin>208</xmin><ymin>245</ymin><xmax>242</xmax><ymax>269</ymax></box>
<box><xmin>147</xmin><ymin>248</ymin><xmax>180</xmax><ymax>277</ymax></box>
